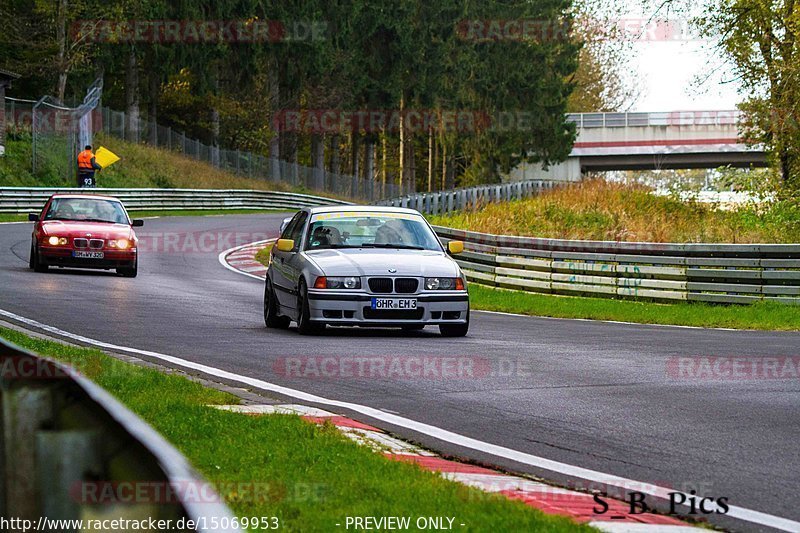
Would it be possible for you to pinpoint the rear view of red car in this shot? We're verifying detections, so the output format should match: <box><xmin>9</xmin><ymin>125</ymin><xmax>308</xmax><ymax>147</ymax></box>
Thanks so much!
<box><xmin>28</xmin><ymin>193</ymin><xmax>144</xmax><ymax>277</ymax></box>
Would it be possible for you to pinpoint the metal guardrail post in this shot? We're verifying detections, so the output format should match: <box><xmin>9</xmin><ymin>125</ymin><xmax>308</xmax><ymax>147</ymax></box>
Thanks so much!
<box><xmin>0</xmin><ymin>337</ymin><xmax>243</xmax><ymax>532</ymax></box>
<box><xmin>38</xmin><ymin>430</ymin><xmax>101</xmax><ymax>522</ymax></box>
<box><xmin>3</xmin><ymin>387</ymin><xmax>53</xmax><ymax>521</ymax></box>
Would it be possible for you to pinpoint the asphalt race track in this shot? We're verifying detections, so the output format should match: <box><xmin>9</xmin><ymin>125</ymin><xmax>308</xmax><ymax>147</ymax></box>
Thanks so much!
<box><xmin>2</xmin><ymin>214</ymin><xmax>798</xmax><ymax>532</ymax></box>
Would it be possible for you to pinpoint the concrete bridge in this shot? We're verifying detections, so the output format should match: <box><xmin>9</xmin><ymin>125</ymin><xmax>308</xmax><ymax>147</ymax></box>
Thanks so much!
<box><xmin>508</xmin><ymin>110</ymin><xmax>767</xmax><ymax>182</ymax></box>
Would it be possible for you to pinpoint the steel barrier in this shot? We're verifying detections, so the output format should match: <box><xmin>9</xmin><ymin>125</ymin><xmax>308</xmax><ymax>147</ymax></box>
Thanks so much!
<box><xmin>377</xmin><ymin>180</ymin><xmax>555</xmax><ymax>215</ymax></box>
<box><xmin>435</xmin><ymin>226</ymin><xmax>800</xmax><ymax>305</ymax></box>
<box><xmin>0</xmin><ymin>187</ymin><xmax>351</xmax><ymax>214</ymax></box>
<box><xmin>0</xmin><ymin>335</ymin><xmax>240</xmax><ymax>531</ymax></box>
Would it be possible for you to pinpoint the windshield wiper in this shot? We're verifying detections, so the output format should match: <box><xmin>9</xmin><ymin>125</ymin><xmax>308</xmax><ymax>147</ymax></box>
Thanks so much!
<box><xmin>310</xmin><ymin>244</ymin><xmax>360</xmax><ymax>249</ymax></box>
<box><xmin>360</xmin><ymin>243</ymin><xmax>425</xmax><ymax>250</ymax></box>
<box><xmin>81</xmin><ymin>218</ymin><xmax>121</xmax><ymax>224</ymax></box>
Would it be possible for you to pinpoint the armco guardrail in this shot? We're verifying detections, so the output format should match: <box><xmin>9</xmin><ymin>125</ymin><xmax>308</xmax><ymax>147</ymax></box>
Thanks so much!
<box><xmin>0</xmin><ymin>335</ymin><xmax>240</xmax><ymax>531</ymax></box>
<box><xmin>0</xmin><ymin>187</ymin><xmax>351</xmax><ymax>213</ymax></box>
<box><xmin>435</xmin><ymin>226</ymin><xmax>800</xmax><ymax>305</ymax></box>
<box><xmin>378</xmin><ymin>180</ymin><xmax>555</xmax><ymax>215</ymax></box>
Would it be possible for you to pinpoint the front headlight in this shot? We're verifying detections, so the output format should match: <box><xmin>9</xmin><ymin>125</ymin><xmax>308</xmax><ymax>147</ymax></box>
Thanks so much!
<box><xmin>315</xmin><ymin>276</ymin><xmax>361</xmax><ymax>289</ymax></box>
<box><xmin>46</xmin><ymin>236</ymin><xmax>68</xmax><ymax>246</ymax></box>
<box><xmin>108</xmin><ymin>239</ymin><xmax>130</xmax><ymax>249</ymax></box>
<box><xmin>425</xmin><ymin>277</ymin><xmax>464</xmax><ymax>290</ymax></box>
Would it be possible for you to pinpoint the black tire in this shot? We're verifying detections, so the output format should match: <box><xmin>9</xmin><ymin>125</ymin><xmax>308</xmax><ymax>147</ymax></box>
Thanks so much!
<box><xmin>439</xmin><ymin>310</ymin><xmax>469</xmax><ymax>337</ymax></box>
<box><xmin>117</xmin><ymin>256</ymin><xmax>138</xmax><ymax>278</ymax></box>
<box><xmin>296</xmin><ymin>279</ymin><xmax>324</xmax><ymax>335</ymax></box>
<box><xmin>401</xmin><ymin>324</ymin><xmax>425</xmax><ymax>331</ymax></box>
<box><xmin>264</xmin><ymin>277</ymin><xmax>290</xmax><ymax>329</ymax></box>
<box><xmin>31</xmin><ymin>243</ymin><xmax>48</xmax><ymax>272</ymax></box>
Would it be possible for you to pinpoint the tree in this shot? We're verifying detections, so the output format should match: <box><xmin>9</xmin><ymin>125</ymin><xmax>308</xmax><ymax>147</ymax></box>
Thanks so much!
<box><xmin>567</xmin><ymin>0</ymin><xmax>638</xmax><ymax>112</ymax></box>
<box><xmin>699</xmin><ymin>0</ymin><xmax>800</xmax><ymax>188</ymax></box>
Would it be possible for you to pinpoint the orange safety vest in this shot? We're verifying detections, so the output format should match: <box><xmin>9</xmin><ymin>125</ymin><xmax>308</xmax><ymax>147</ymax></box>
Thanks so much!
<box><xmin>77</xmin><ymin>150</ymin><xmax>95</xmax><ymax>171</ymax></box>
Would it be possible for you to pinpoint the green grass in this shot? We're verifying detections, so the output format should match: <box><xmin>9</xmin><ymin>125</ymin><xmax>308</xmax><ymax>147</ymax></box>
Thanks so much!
<box><xmin>469</xmin><ymin>283</ymin><xmax>800</xmax><ymax>330</ymax></box>
<box><xmin>0</xmin><ymin>327</ymin><xmax>586</xmax><ymax>532</ymax></box>
<box><xmin>254</xmin><ymin>243</ymin><xmax>274</xmax><ymax>265</ymax></box>
<box><xmin>0</xmin><ymin>213</ymin><xmax>28</xmax><ymax>222</ymax></box>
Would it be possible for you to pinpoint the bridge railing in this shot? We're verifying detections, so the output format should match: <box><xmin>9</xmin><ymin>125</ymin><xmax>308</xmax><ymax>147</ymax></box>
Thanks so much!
<box><xmin>567</xmin><ymin>110</ymin><xmax>742</xmax><ymax>129</ymax></box>
<box><xmin>436</xmin><ymin>226</ymin><xmax>800</xmax><ymax>305</ymax></box>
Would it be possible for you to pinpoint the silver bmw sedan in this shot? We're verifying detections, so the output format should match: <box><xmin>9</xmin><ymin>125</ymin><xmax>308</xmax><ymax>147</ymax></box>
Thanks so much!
<box><xmin>263</xmin><ymin>205</ymin><xmax>469</xmax><ymax>336</ymax></box>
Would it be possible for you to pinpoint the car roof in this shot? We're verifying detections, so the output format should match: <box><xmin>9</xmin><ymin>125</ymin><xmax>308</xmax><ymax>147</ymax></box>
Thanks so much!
<box><xmin>49</xmin><ymin>193</ymin><xmax>122</xmax><ymax>201</ymax></box>
<box><xmin>306</xmin><ymin>205</ymin><xmax>422</xmax><ymax>216</ymax></box>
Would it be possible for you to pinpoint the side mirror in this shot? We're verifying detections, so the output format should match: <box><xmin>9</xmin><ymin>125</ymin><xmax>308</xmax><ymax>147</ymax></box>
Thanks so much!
<box><xmin>131</xmin><ymin>219</ymin><xmax>144</xmax><ymax>227</ymax></box>
<box><xmin>28</xmin><ymin>213</ymin><xmax>39</xmax><ymax>222</ymax></box>
<box><xmin>276</xmin><ymin>238</ymin><xmax>295</xmax><ymax>252</ymax></box>
<box><xmin>447</xmin><ymin>240</ymin><xmax>464</xmax><ymax>255</ymax></box>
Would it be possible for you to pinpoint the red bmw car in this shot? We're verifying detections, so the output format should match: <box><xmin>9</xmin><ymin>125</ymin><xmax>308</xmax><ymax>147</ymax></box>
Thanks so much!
<box><xmin>28</xmin><ymin>193</ymin><xmax>143</xmax><ymax>277</ymax></box>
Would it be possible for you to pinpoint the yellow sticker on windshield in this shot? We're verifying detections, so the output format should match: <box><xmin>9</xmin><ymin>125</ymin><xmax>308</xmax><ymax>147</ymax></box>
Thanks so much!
<box><xmin>311</xmin><ymin>211</ymin><xmax>419</xmax><ymax>222</ymax></box>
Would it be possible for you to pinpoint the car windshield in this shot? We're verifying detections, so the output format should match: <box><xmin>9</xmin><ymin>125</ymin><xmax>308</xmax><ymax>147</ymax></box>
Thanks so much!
<box><xmin>44</xmin><ymin>198</ymin><xmax>129</xmax><ymax>224</ymax></box>
<box><xmin>305</xmin><ymin>212</ymin><xmax>442</xmax><ymax>252</ymax></box>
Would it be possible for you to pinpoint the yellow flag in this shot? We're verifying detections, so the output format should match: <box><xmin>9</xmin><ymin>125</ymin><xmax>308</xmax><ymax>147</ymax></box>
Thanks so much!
<box><xmin>94</xmin><ymin>147</ymin><xmax>120</xmax><ymax>169</ymax></box>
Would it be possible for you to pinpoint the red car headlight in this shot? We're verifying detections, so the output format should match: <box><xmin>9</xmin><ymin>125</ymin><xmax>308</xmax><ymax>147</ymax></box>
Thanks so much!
<box><xmin>46</xmin><ymin>236</ymin><xmax>68</xmax><ymax>246</ymax></box>
<box><xmin>108</xmin><ymin>238</ymin><xmax>131</xmax><ymax>249</ymax></box>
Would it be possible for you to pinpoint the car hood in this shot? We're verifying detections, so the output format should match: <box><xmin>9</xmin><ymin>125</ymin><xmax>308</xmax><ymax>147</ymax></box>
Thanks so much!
<box><xmin>304</xmin><ymin>248</ymin><xmax>460</xmax><ymax>277</ymax></box>
<box><xmin>41</xmin><ymin>220</ymin><xmax>134</xmax><ymax>239</ymax></box>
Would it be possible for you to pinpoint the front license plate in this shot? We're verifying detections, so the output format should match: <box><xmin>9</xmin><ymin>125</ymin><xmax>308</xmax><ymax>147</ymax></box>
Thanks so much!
<box><xmin>371</xmin><ymin>298</ymin><xmax>417</xmax><ymax>310</ymax></box>
<box><xmin>73</xmin><ymin>251</ymin><xmax>104</xmax><ymax>259</ymax></box>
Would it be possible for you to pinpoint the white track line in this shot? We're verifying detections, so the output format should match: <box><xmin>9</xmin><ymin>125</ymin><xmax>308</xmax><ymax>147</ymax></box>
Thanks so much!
<box><xmin>217</xmin><ymin>239</ymin><xmax>274</xmax><ymax>281</ymax></box>
<box><xmin>0</xmin><ymin>308</ymin><xmax>797</xmax><ymax>532</ymax></box>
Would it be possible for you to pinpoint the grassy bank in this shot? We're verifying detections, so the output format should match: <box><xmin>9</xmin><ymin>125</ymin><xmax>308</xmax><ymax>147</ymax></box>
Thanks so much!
<box><xmin>469</xmin><ymin>284</ymin><xmax>800</xmax><ymax>330</ymax></box>
<box><xmin>0</xmin><ymin>327</ymin><xmax>585</xmax><ymax>532</ymax></box>
<box><xmin>0</xmin><ymin>132</ymin><xmax>293</xmax><ymax>192</ymax></box>
<box><xmin>429</xmin><ymin>180</ymin><xmax>800</xmax><ymax>243</ymax></box>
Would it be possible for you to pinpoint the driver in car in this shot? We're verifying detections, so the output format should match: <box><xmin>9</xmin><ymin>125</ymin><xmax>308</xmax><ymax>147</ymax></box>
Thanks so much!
<box><xmin>95</xmin><ymin>202</ymin><xmax>117</xmax><ymax>223</ymax></box>
<box><xmin>52</xmin><ymin>203</ymin><xmax>76</xmax><ymax>220</ymax></box>
<box><xmin>310</xmin><ymin>225</ymin><xmax>343</xmax><ymax>247</ymax></box>
<box><xmin>374</xmin><ymin>219</ymin><xmax>407</xmax><ymax>245</ymax></box>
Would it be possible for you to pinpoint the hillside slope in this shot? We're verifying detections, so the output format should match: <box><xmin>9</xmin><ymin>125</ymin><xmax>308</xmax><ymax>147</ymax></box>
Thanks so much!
<box><xmin>0</xmin><ymin>132</ymin><xmax>290</xmax><ymax>191</ymax></box>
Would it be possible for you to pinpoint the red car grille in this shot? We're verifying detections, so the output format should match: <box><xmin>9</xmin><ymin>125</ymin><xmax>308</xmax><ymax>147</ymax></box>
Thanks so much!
<box><xmin>73</xmin><ymin>238</ymin><xmax>104</xmax><ymax>249</ymax></box>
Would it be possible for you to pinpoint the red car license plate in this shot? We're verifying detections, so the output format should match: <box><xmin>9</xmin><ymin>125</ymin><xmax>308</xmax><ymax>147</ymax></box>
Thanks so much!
<box><xmin>73</xmin><ymin>251</ymin><xmax>104</xmax><ymax>259</ymax></box>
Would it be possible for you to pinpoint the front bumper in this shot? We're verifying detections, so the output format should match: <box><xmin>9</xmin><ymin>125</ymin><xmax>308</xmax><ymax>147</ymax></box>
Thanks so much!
<box><xmin>306</xmin><ymin>290</ymin><xmax>469</xmax><ymax>326</ymax></box>
<box><xmin>39</xmin><ymin>246</ymin><xmax>137</xmax><ymax>269</ymax></box>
